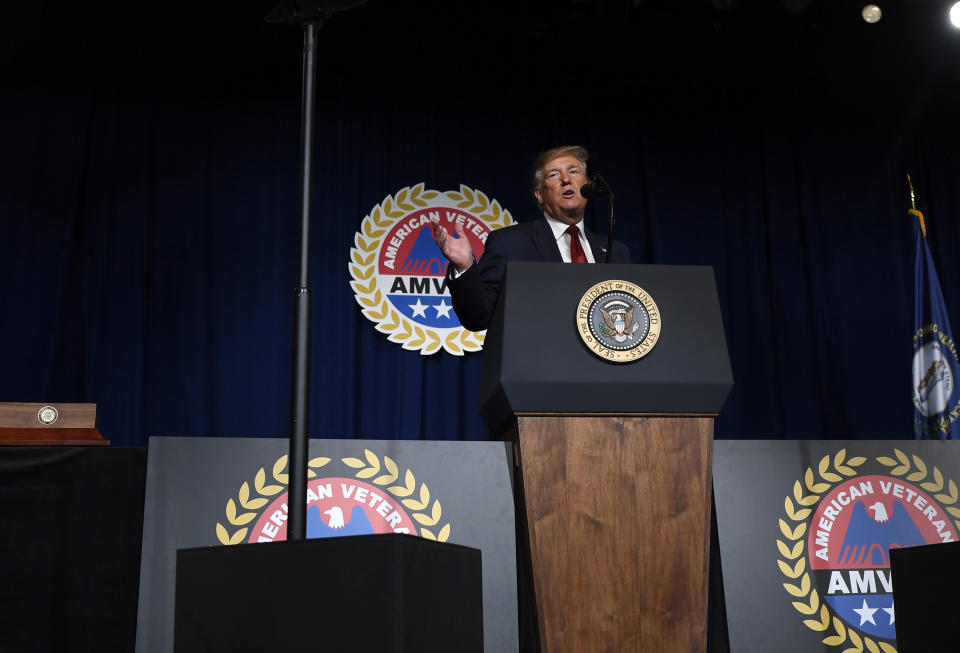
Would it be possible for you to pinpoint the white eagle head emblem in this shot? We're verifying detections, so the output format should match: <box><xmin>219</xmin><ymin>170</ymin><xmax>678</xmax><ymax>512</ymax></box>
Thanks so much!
<box><xmin>324</xmin><ymin>506</ymin><xmax>345</xmax><ymax>529</ymax></box>
<box><xmin>868</xmin><ymin>501</ymin><xmax>889</xmax><ymax>523</ymax></box>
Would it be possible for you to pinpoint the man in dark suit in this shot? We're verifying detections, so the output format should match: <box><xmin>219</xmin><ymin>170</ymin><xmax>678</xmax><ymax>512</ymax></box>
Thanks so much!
<box><xmin>430</xmin><ymin>145</ymin><xmax>631</xmax><ymax>331</ymax></box>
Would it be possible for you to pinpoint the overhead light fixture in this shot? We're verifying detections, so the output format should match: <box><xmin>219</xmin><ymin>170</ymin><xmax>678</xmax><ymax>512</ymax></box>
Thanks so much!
<box><xmin>861</xmin><ymin>4</ymin><xmax>882</xmax><ymax>23</ymax></box>
<box><xmin>951</xmin><ymin>2</ymin><xmax>960</xmax><ymax>29</ymax></box>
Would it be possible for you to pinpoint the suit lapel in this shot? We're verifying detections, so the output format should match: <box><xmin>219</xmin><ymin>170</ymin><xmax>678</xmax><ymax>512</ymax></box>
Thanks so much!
<box><xmin>586</xmin><ymin>229</ymin><xmax>610</xmax><ymax>264</ymax></box>
<box><xmin>529</xmin><ymin>217</ymin><xmax>563</xmax><ymax>262</ymax></box>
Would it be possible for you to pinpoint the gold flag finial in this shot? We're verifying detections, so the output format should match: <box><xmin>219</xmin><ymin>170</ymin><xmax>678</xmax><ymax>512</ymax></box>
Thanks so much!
<box><xmin>907</xmin><ymin>173</ymin><xmax>926</xmax><ymax>237</ymax></box>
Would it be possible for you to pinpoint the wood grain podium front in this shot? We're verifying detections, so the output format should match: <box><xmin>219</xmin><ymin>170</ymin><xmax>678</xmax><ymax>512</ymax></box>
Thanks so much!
<box><xmin>0</xmin><ymin>402</ymin><xmax>108</xmax><ymax>445</ymax></box>
<box><xmin>508</xmin><ymin>415</ymin><xmax>712</xmax><ymax>652</ymax></box>
<box><xmin>480</xmin><ymin>263</ymin><xmax>732</xmax><ymax>652</ymax></box>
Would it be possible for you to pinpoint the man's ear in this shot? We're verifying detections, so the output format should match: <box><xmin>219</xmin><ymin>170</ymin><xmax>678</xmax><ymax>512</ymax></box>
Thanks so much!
<box><xmin>533</xmin><ymin>187</ymin><xmax>542</xmax><ymax>206</ymax></box>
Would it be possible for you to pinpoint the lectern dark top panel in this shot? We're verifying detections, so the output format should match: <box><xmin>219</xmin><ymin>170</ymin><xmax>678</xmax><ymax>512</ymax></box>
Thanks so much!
<box><xmin>479</xmin><ymin>263</ymin><xmax>733</xmax><ymax>431</ymax></box>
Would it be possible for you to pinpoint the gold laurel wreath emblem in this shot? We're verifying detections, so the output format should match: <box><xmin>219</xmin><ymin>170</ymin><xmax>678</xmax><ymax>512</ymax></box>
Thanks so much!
<box><xmin>215</xmin><ymin>449</ymin><xmax>451</xmax><ymax>544</ymax></box>
<box><xmin>348</xmin><ymin>183</ymin><xmax>514</xmax><ymax>356</ymax></box>
<box><xmin>216</xmin><ymin>454</ymin><xmax>331</xmax><ymax>545</ymax></box>
<box><xmin>777</xmin><ymin>448</ymin><xmax>960</xmax><ymax>653</ymax></box>
<box><xmin>342</xmin><ymin>448</ymin><xmax>451</xmax><ymax>541</ymax></box>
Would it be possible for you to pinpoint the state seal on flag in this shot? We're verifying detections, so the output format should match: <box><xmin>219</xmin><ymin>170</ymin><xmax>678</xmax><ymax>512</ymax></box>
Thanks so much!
<box><xmin>575</xmin><ymin>280</ymin><xmax>661</xmax><ymax>363</ymax></box>
<box><xmin>349</xmin><ymin>184</ymin><xmax>513</xmax><ymax>355</ymax></box>
<box><xmin>912</xmin><ymin>324</ymin><xmax>960</xmax><ymax>434</ymax></box>
<box><xmin>776</xmin><ymin>448</ymin><xmax>960</xmax><ymax>652</ymax></box>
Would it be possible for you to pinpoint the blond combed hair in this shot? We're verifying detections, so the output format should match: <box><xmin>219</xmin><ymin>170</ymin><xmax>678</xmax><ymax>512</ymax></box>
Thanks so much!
<box><xmin>530</xmin><ymin>145</ymin><xmax>589</xmax><ymax>193</ymax></box>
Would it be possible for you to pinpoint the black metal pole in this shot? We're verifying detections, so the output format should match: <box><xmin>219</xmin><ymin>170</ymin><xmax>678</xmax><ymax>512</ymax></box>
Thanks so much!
<box><xmin>288</xmin><ymin>19</ymin><xmax>321</xmax><ymax>542</ymax></box>
<box><xmin>605</xmin><ymin>190</ymin><xmax>615</xmax><ymax>264</ymax></box>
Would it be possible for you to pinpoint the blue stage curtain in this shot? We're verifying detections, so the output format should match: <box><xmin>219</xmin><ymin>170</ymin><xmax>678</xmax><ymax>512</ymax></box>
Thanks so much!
<box><xmin>2</xmin><ymin>88</ymin><xmax>959</xmax><ymax>445</ymax></box>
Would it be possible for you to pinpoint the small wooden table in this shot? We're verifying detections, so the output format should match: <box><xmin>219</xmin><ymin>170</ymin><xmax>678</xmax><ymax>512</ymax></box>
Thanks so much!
<box><xmin>0</xmin><ymin>402</ymin><xmax>108</xmax><ymax>445</ymax></box>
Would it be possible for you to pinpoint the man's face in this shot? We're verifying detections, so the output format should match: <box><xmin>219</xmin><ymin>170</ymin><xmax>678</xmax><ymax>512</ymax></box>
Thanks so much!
<box><xmin>534</xmin><ymin>154</ymin><xmax>588</xmax><ymax>225</ymax></box>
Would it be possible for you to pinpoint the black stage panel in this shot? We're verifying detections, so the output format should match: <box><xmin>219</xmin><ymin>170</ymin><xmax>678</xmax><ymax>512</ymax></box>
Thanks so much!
<box><xmin>0</xmin><ymin>447</ymin><xmax>147</xmax><ymax>653</ymax></box>
<box><xmin>175</xmin><ymin>534</ymin><xmax>483</xmax><ymax>653</ymax></box>
<box><xmin>890</xmin><ymin>541</ymin><xmax>960</xmax><ymax>651</ymax></box>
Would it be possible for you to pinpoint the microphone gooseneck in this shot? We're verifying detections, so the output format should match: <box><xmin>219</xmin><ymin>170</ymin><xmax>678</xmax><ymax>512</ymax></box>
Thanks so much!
<box><xmin>579</xmin><ymin>174</ymin><xmax>616</xmax><ymax>263</ymax></box>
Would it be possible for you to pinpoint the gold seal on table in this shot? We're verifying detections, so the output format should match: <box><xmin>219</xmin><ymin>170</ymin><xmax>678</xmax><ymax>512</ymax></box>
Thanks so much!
<box><xmin>37</xmin><ymin>405</ymin><xmax>59</xmax><ymax>425</ymax></box>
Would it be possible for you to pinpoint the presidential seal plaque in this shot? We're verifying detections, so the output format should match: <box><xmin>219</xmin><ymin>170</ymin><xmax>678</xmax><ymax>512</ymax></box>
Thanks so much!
<box><xmin>576</xmin><ymin>279</ymin><xmax>661</xmax><ymax>363</ymax></box>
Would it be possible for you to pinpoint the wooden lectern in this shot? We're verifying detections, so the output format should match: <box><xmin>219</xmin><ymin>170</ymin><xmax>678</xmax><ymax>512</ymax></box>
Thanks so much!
<box><xmin>479</xmin><ymin>262</ymin><xmax>733</xmax><ymax>652</ymax></box>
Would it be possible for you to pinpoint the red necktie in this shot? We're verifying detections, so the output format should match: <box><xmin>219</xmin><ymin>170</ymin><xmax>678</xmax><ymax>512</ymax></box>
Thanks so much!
<box><xmin>566</xmin><ymin>224</ymin><xmax>588</xmax><ymax>263</ymax></box>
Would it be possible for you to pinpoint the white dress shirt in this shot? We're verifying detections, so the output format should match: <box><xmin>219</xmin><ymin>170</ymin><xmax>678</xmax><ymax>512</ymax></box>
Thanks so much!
<box><xmin>543</xmin><ymin>212</ymin><xmax>596</xmax><ymax>263</ymax></box>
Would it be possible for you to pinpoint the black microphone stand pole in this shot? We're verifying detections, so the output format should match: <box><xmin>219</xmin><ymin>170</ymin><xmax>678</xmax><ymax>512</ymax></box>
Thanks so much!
<box><xmin>287</xmin><ymin>18</ymin><xmax>321</xmax><ymax>542</ymax></box>
<box><xmin>266</xmin><ymin>0</ymin><xmax>367</xmax><ymax>541</ymax></box>
<box><xmin>604</xmin><ymin>188</ymin><xmax>615</xmax><ymax>264</ymax></box>
<box><xmin>590</xmin><ymin>173</ymin><xmax>615</xmax><ymax>264</ymax></box>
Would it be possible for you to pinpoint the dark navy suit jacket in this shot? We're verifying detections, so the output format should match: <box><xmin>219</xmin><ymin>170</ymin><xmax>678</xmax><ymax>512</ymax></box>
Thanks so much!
<box><xmin>448</xmin><ymin>216</ymin><xmax>631</xmax><ymax>331</ymax></box>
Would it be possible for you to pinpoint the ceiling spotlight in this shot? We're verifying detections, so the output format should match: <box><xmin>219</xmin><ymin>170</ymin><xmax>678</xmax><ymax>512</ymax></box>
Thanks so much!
<box><xmin>861</xmin><ymin>4</ymin><xmax>882</xmax><ymax>24</ymax></box>
<box><xmin>951</xmin><ymin>2</ymin><xmax>960</xmax><ymax>29</ymax></box>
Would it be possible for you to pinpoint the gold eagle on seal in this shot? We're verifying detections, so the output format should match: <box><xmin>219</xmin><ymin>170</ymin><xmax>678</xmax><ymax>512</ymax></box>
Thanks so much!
<box><xmin>599</xmin><ymin>305</ymin><xmax>635</xmax><ymax>343</ymax></box>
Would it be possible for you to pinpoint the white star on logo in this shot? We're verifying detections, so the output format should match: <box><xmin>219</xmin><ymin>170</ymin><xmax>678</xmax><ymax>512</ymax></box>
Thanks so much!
<box><xmin>852</xmin><ymin>599</ymin><xmax>878</xmax><ymax>626</ymax></box>
<box><xmin>434</xmin><ymin>299</ymin><xmax>452</xmax><ymax>319</ymax></box>
<box><xmin>409</xmin><ymin>299</ymin><xmax>428</xmax><ymax>318</ymax></box>
<box><xmin>882</xmin><ymin>602</ymin><xmax>895</xmax><ymax>625</ymax></box>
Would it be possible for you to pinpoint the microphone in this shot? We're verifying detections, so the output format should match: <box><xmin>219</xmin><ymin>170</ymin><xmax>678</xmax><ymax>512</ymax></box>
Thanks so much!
<box><xmin>580</xmin><ymin>174</ymin><xmax>611</xmax><ymax>199</ymax></box>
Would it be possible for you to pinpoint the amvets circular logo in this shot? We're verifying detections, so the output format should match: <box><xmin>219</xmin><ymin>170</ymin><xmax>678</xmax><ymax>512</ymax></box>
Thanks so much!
<box><xmin>777</xmin><ymin>448</ymin><xmax>960</xmax><ymax>652</ymax></box>
<box><xmin>576</xmin><ymin>280</ymin><xmax>661</xmax><ymax>363</ymax></box>
<box><xmin>249</xmin><ymin>477</ymin><xmax>419</xmax><ymax>542</ymax></box>
<box><xmin>216</xmin><ymin>449</ymin><xmax>452</xmax><ymax>545</ymax></box>
<box><xmin>349</xmin><ymin>183</ymin><xmax>514</xmax><ymax>355</ymax></box>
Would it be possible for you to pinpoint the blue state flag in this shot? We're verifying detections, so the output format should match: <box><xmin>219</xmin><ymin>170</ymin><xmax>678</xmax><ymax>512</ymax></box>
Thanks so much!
<box><xmin>911</xmin><ymin>208</ymin><xmax>960</xmax><ymax>439</ymax></box>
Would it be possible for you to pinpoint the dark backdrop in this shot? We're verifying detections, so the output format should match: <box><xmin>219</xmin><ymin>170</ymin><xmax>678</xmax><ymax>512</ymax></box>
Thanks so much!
<box><xmin>2</xmin><ymin>0</ymin><xmax>960</xmax><ymax>445</ymax></box>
